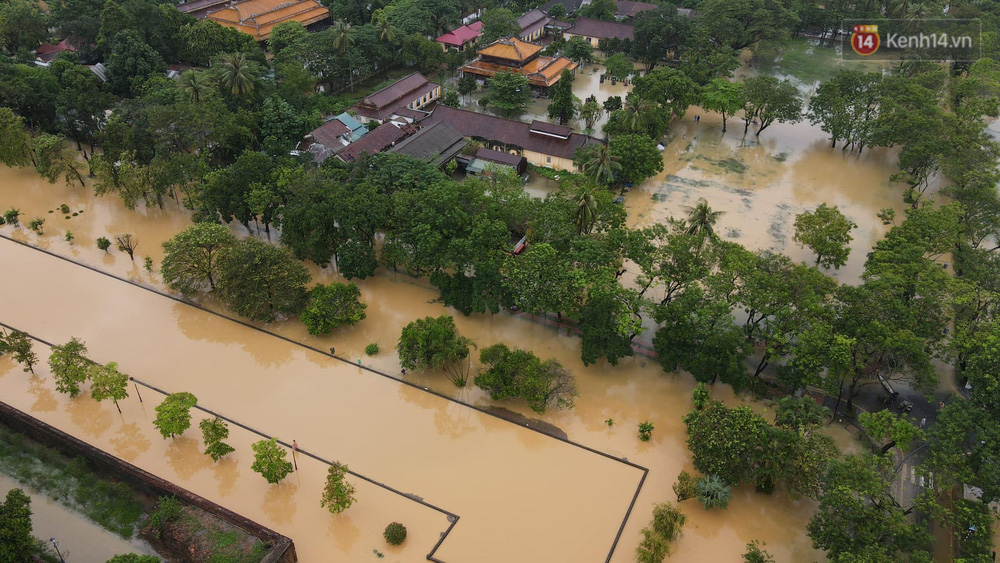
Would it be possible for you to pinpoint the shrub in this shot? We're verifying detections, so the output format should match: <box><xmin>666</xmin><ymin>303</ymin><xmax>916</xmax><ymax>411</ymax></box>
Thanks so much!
<box><xmin>365</xmin><ymin>343</ymin><xmax>379</xmax><ymax>356</ymax></box>
<box><xmin>96</xmin><ymin>236</ymin><xmax>111</xmax><ymax>251</ymax></box>
<box><xmin>635</xmin><ymin>502</ymin><xmax>686</xmax><ymax>563</ymax></box>
<box><xmin>143</xmin><ymin>256</ymin><xmax>153</xmax><ymax>272</ymax></box>
<box><xmin>3</xmin><ymin>208</ymin><xmax>20</xmax><ymax>226</ymax></box>
<box><xmin>65</xmin><ymin>230</ymin><xmax>74</xmax><ymax>243</ymax></box>
<box><xmin>28</xmin><ymin>217</ymin><xmax>44</xmax><ymax>234</ymax></box>
<box><xmin>147</xmin><ymin>496</ymin><xmax>182</xmax><ymax>535</ymax></box>
<box><xmin>696</xmin><ymin>474</ymin><xmax>732</xmax><ymax>510</ymax></box>
<box><xmin>384</xmin><ymin>522</ymin><xmax>407</xmax><ymax>545</ymax></box>
<box><xmin>638</xmin><ymin>421</ymin><xmax>654</xmax><ymax>441</ymax></box>
<box><xmin>60</xmin><ymin>204</ymin><xmax>70</xmax><ymax>214</ymax></box>
<box><xmin>673</xmin><ymin>471</ymin><xmax>697</xmax><ymax>502</ymax></box>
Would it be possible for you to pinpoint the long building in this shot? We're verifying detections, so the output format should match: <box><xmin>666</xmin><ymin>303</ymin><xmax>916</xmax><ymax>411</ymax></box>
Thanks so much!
<box><xmin>349</xmin><ymin>73</ymin><xmax>441</xmax><ymax>122</ymax></box>
<box><xmin>459</xmin><ymin>37</ymin><xmax>577</xmax><ymax>92</ymax></box>
<box><xmin>177</xmin><ymin>0</ymin><xmax>330</xmax><ymax>41</ymax></box>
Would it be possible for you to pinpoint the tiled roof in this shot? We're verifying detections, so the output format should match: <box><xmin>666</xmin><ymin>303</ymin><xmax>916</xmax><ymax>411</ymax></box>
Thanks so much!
<box><xmin>459</xmin><ymin>55</ymin><xmax>577</xmax><ymax>88</ymax></box>
<box><xmin>207</xmin><ymin>0</ymin><xmax>330</xmax><ymax>41</ymax></box>
<box><xmin>614</xmin><ymin>0</ymin><xmax>657</xmax><ymax>18</ymax></box>
<box><xmin>475</xmin><ymin>147</ymin><xmax>526</xmax><ymax>167</ymax></box>
<box><xmin>477</xmin><ymin>37</ymin><xmax>543</xmax><ymax>62</ymax></box>
<box><xmin>310</xmin><ymin>119</ymin><xmax>350</xmax><ymax>148</ymax></box>
<box><xmin>517</xmin><ymin>9</ymin><xmax>550</xmax><ymax>37</ymax></box>
<box><xmin>389</xmin><ymin>121</ymin><xmax>467</xmax><ymax>166</ymax></box>
<box><xmin>176</xmin><ymin>0</ymin><xmax>229</xmax><ymax>18</ymax></box>
<box><xmin>336</xmin><ymin>122</ymin><xmax>411</xmax><ymax>162</ymax></box>
<box><xmin>529</xmin><ymin>120</ymin><xmax>572</xmax><ymax>138</ymax></box>
<box><xmin>36</xmin><ymin>38</ymin><xmax>77</xmax><ymax>63</ymax></box>
<box><xmin>424</xmin><ymin>106</ymin><xmax>596</xmax><ymax>161</ymax></box>
<box><xmin>437</xmin><ymin>22</ymin><xmax>483</xmax><ymax>46</ymax></box>
<box><xmin>566</xmin><ymin>17</ymin><xmax>634</xmax><ymax>40</ymax></box>
<box><xmin>351</xmin><ymin>73</ymin><xmax>439</xmax><ymax>120</ymax></box>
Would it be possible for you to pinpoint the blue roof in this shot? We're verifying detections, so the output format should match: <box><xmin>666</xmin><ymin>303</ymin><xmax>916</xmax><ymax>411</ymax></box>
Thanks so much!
<box><xmin>335</xmin><ymin>112</ymin><xmax>367</xmax><ymax>142</ymax></box>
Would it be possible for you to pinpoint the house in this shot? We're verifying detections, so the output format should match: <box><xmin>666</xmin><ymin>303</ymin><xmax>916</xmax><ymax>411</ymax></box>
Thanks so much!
<box><xmin>423</xmin><ymin>105</ymin><xmax>597</xmax><ymax>171</ymax></box>
<box><xmin>35</xmin><ymin>38</ymin><xmax>77</xmax><ymax>64</ymax></box>
<box><xmin>436</xmin><ymin>21</ymin><xmax>483</xmax><ymax>51</ymax></box>
<box><xmin>516</xmin><ymin>9</ymin><xmax>550</xmax><ymax>42</ymax></box>
<box><xmin>614</xmin><ymin>0</ymin><xmax>657</xmax><ymax>19</ymax></box>
<box><xmin>563</xmin><ymin>18</ymin><xmax>634</xmax><ymax>46</ymax></box>
<box><xmin>176</xmin><ymin>0</ymin><xmax>229</xmax><ymax>19</ymax></box>
<box><xmin>349</xmin><ymin>73</ymin><xmax>441</xmax><ymax>122</ymax></box>
<box><xmin>198</xmin><ymin>0</ymin><xmax>330</xmax><ymax>41</ymax></box>
<box><xmin>335</xmin><ymin>122</ymin><xmax>414</xmax><ymax>163</ymax></box>
<box><xmin>459</xmin><ymin>37</ymin><xmax>577</xmax><ymax>92</ymax></box>
<box><xmin>465</xmin><ymin>147</ymin><xmax>528</xmax><ymax>175</ymax></box>
<box><xmin>302</xmin><ymin>113</ymin><xmax>368</xmax><ymax>163</ymax></box>
<box><xmin>388</xmin><ymin>121</ymin><xmax>468</xmax><ymax>168</ymax></box>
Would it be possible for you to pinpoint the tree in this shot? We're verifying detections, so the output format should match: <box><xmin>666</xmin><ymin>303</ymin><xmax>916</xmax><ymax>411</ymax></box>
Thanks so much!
<box><xmin>397</xmin><ymin>316</ymin><xmax>474</xmax><ymax>386</ymax></box>
<box><xmin>479</xmin><ymin>8</ymin><xmax>518</xmax><ymax>43</ymax></box>
<box><xmin>116</xmin><ymin>234</ymin><xmax>138</xmax><ymax>260</ymax></box>
<box><xmin>3</xmin><ymin>208</ymin><xmax>20</xmax><ymax>227</ymax></box>
<box><xmin>97</xmin><ymin>236</ymin><xmax>111</xmax><ymax>251</ymax></box>
<box><xmin>635</xmin><ymin>502</ymin><xmax>686</xmax><ymax>563</ymax></box>
<box><xmin>215</xmin><ymin>238</ymin><xmax>311</xmax><ymax>323</ymax></box>
<box><xmin>7</xmin><ymin>330</ymin><xmax>37</xmax><ymax>374</ymax></box>
<box><xmin>578</xmin><ymin>97</ymin><xmax>602</xmax><ymax>132</ymax></box>
<box><xmin>604</xmin><ymin>53</ymin><xmax>633</xmax><ymax>82</ymax></box>
<box><xmin>178</xmin><ymin>70</ymin><xmax>211</xmax><ymax>104</ymax></box>
<box><xmin>268</xmin><ymin>21</ymin><xmax>307</xmax><ymax>55</ymax></box>
<box><xmin>547</xmin><ymin>70</ymin><xmax>577</xmax><ymax>125</ymax></box>
<box><xmin>331</xmin><ymin>19</ymin><xmax>356</xmax><ymax>90</ymax></box>
<box><xmin>199</xmin><ymin>417</ymin><xmax>235</xmax><ymax>462</ymax></box>
<box><xmin>673</xmin><ymin>471</ymin><xmax>697</xmax><ymax>501</ymax></box>
<box><xmin>475</xmin><ymin>343</ymin><xmax>578</xmax><ymax>413</ymax></box>
<box><xmin>215</xmin><ymin>51</ymin><xmax>262</xmax><ymax>100</ymax></box>
<box><xmin>48</xmin><ymin>338</ymin><xmax>96</xmax><ymax>400</ymax></box>
<box><xmin>458</xmin><ymin>73</ymin><xmax>477</xmax><ymax>101</ymax></box>
<box><xmin>793</xmin><ymin>203</ymin><xmax>857</xmax><ymax>269</ymax></box>
<box><xmin>481</xmin><ymin>71</ymin><xmax>530</xmax><ymax>118</ymax></box>
<box><xmin>441</xmin><ymin>90</ymin><xmax>460</xmax><ymax>107</ymax></box>
<box><xmin>501</xmin><ymin>243</ymin><xmax>584</xmax><ymax>316</ymax></box>
<box><xmin>320</xmin><ymin>461</ymin><xmax>356</xmax><ymax>513</ymax></box>
<box><xmin>700</xmin><ymin>78</ymin><xmax>744</xmax><ymax>132</ymax></box>
<box><xmin>574</xmin><ymin>143</ymin><xmax>622</xmax><ymax>185</ymax></box>
<box><xmin>301</xmin><ymin>282</ymin><xmax>367</xmax><ymax>336</ymax></box>
<box><xmin>696</xmin><ymin>474</ymin><xmax>732</xmax><ymax>509</ymax></box>
<box><xmin>250</xmin><ymin>438</ymin><xmax>293</xmax><ymax>484</ymax></box>
<box><xmin>742</xmin><ymin>540</ymin><xmax>775</xmax><ymax>563</ymax></box>
<box><xmin>858</xmin><ymin>410</ymin><xmax>924</xmax><ymax>453</ymax></box>
<box><xmin>807</xmin><ymin>70</ymin><xmax>884</xmax><ymax>150</ymax></box>
<box><xmin>685</xmin><ymin>401</ymin><xmax>768</xmax><ymax>484</ymax></box>
<box><xmin>683</xmin><ymin>198</ymin><xmax>724</xmax><ymax>238</ymax></box>
<box><xmin>631</xmin><ymin>7</ymin><xmax>689</xmax><ymax>72</ymax></box>
<box><xmin>0</xmin><ymin>488</ymin><xmax>33</xmax><ymax>563</ymax></box>
<box><xmin>608</xmin><ymin>134</ymin><xmax>663</xmax><ymax>185</ymax></box>
<box><xmin>580</xmin><ymin>0</ymin><xmax>616</xmax><ymax>21</ymax></box>
<box><xmin>604</xmin><ymin>96</ymin><xmax>623</xmax><ymax>113</ymax></box>
<box><xmin>633</xmin><ymin>67</ymin><xmax>700</xmax><ymax>122</ymax></box>
<box><xmin>161</xmin><ymin>223</ymin><xmax>238</xmax><ymax>295</ymax></box>
<box><xmin>742</xmin><ymin>76</ymin><xmax>803</xmax><ymax>135</ymax></box>
<box><xmin>0</xmin><ymin>107</ymin><xmax>31</xmax><ymax>167</ymax></box>
<box><xmin>564</xmin><ymin>36</ymin><xmax>594</xmax><ymax>65</ymax></box>
<box><xmin>89</xmin><ymin>361</ymin><xmax>129</xmax><ymax>413</ymax></box>
<box><xmin>0</xmin><ymin>0</ymin><xmax>48</xmax><ymax>55</ymax></box>
<box><xmin>579</xmin><ymin>282</ymin><xmax>643</xmax><ymax>366</ymax></box>
<box><xmin>33</xmin><ymin>134</ymin><xmax>86</xmax><ymax>187</ymax></box>
<box><xmin>106</xmin><ymin>30</ymin><xmax>165</xmax><ymax>97</ymax></box>
<box><xmin>153</xmin><ymin>392</ymin><xmax>198</xmax><ymax>439</ymax></box>
<box><xmin>696</xmin><ymin>0</ymin><xmax>797</xmax><ymax>52</ymax></box>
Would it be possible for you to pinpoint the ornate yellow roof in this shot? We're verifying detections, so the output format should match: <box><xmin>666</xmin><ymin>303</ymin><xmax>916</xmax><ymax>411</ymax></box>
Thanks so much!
<box><xmin>477</xmin><ymin>37</ymin><xmax>543</xmax><ymax>62</ymax></box>
<box><xmin>208</xmin><ymin>0</ymin><xmax>329</xmax><ymax>41</ymax></box>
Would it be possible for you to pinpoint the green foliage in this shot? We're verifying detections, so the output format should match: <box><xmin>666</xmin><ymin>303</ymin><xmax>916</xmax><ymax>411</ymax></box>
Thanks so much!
<box><xmin>3</xmin><ymin>208</ymin><xmax>20</xmax><ymax>227</ymax></box>
<box><xmin>793</xmin><ymin>203</ymin><xmax>856</xmax><ymax>269</ymax></box>
<box><xmin>0</xmin><ymin>488</ymin><xmax>33</xmax><ymax>563</ymax></box>
<box><xmin>696</xmin><ymin>474</ymin><xmax>732</xmax><ymax>510</ymax></box>
<box><xmin>858</xmin><ymin>410</ymin><xmax>924</xmax><ymax>452</ymax></box>
<box><xmin>700</xmin><ymin>78</ymin><xmax>743</xmax><ymax>132</ymax></box>
<box><xmin>250</xmin><ymin>438</ymin><xmax>293</xmax><ymax>484</ymax></box>
<box><xmin>479</xmin><ymin>8</ymin><xmax>518</xmax><ymax>43</ymax></box>
<box><xmin>608</xmin><ymin>134</ymin><xmax>663</xmax><ymax>185</ymax></box>
<box><xmin>475</xmin><ymin>344</ymin><xmax>578</xmax><ymax>414</ymax></box>
<box><xmin>268</xmin><ymin>21</ymin><xmax>308</xmax><ymax>55</ymax></box>
<box><xmin>564</xmin><ymin>37</ymin><xmax>594</xmax><ymax>64</ymax></box>
<box><xmin>199</xmin><ymin>417</ymin><xmax>234</xmax><ymax>462</ymax></box>
<box><xmin>441</xmin><ymin>90</ymin><xmax>460</xmax><ymax>108</ymax></box>
<box><xmin>320</xmin><ymin>461</ymin><xmax>356</xmax><ymax>514</ymax></box>
<box><xmin>635</xmin><ymin>502</ymin><xmax>686</xmax><ymax>563</ymax></box>
<box><xmin>397</xmin><ymin>316</ymin><xmax>474</xmax><ymax>386</ymax></box>
<box><xmin>365</xmin><ymin>343</ymin><xmax>379</xmax><ymax>356</ymax></box>
<box><xmin>7</xmin><ymin>330</ymin><xmax>38</xmax><ymax>374</ymax></box>
<box><xmin>580</xmin><ymin>0</ymin><xmax>616</xmax><ymax>21</ymax></box>
<box><xmin>147</xmin><ymin>495</ymin><xmax>182</xmax><ymax>534</ymax></box>
<box><xmin>631</xmin><ymin>7</ymin><xmax>690</xmax><ymax>71</ymax></box>
<box><xmin>697</xmin><ymin>0</ymin><xmax>797</xmax><ymax>52</ymax></box>
<box><xmin>481</xmin><ymin>71</ymin><xmax>530</xmax><ymax>118</ymax></box>
<box><xmin>742</xmin><ymin>75</ymin><xmax>803</xmax><ymax>135</ymax></box>
<box><xmin>107</xmin><ymin>554</ymin><xmax>161</xmax><ymax>563</ymax></box>
<box><xmin>383</xmin><ymin>522</ymin><xmax>407</xmax><ymax>545</ymax></box>
<box><xmin>547</xmin><ymin>70</ymin><xmax>577</xmax><ymax>125</ymax></box>
<box><xmin>638</xmin><ymin>420</ymin><xmax>654</xmax><ymax>441</ymax></box>
<box><xmin>115</xmin><ymin>234</ymin><xmax>137</xmax><ymax>260</ymax></box>
<box><xmin>604</xmin><ymin>54</ymin><xmax>632</xmax><ymax>81</ymax></box>
<box><xmin>153</xmin><ymin>392</ymin><xmax>198</xmax><ymax>439</ymax></box>
<box><xmin>27</xmin><ymin>217</ymin><xmax>44</xmax><ymax>234</ymax></box>
<box><xmin>215</xmin><ymin>238</ymin><xmax>310</xmax><ymax>323</ymax></box>
<box><xmin>0</xmin><ymin>107</ymin><xmax>31</xmax><ymax>168</ymax></box>
<box><xmin>106</xmin><ymin>29</ymin><xmax>166</xmax><ymax>97</ymax></box>
<box><xmin>691</xmin><ymin>383</ymin><xmax>709</xmax><ymax>411</ymax></box>
<box><xmin>143</xmin><ymin>256</ymin><xmax>153</xmax><ymax>272</ymax></box>
<box><xmin>672</xmin><ymin>471</ymin><xmax>697</xmax><ymax>502</ymax></box>
<box><xmin>742</xmin><ymin>540</ymin><xmax>775</xmax><ymax>563</ymax></box>
<box><xmin>685</xmin><ymin>401</ymin><xmax>768</xmax><ymax>484</ymax></box>
<box><xmin>773</xmin><ymin>396</ymin><xmax>828</xmax><ymax>430</ymax></box>
<box><xmin>65</xmin><ymin>230</ymin><xmax>75</xmax><ymax>243</ymax></box>
<box><xmin>88</xmin><ymin>361</ymin><xmax>129</xmax><ymax>411</ymax></box>
<box><xmin>301</xmin><ymin>282</ymin><xmax>367</xmax><ymax>336</ymax></box>
<box><xmin>34</xmin><ymin>134</ymin><xmax>86</xmax><ymax>187</ymax></box>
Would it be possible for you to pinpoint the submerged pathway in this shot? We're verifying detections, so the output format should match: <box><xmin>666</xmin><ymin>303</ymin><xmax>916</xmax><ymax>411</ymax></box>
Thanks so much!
<box><xmin>0</xmin><ymin>237</ymin><xmax>645</xmax><ymax>561</ymax></box>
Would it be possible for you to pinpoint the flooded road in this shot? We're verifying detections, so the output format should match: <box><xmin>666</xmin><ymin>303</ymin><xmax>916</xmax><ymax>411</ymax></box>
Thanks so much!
<box><xmin>0</xmin><ymin>473</ymin><xmax>158</xmax><ymax>561</ymax></box>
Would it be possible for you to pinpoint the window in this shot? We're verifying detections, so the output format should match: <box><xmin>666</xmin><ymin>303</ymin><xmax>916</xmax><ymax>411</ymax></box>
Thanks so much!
<box><xmin>546</xmin><ymin>156</ymin><xmax>551</xmax><ymax>163</ymax></box>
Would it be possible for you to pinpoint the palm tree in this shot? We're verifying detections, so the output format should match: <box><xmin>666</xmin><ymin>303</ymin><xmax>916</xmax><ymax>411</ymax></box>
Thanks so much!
<box><xmin>573</xmin><ymin>184</ymin><xmax>598</xmax><ymax>235</ymax></box>
<box><xmin>216</xmin><ymin>52</ymin><xmax>259</xmax><ymax>100</ymax></box>
<box><xmin>696</xmin><ymin>474</ymin><xmax>732</xmax><ymax>510</ymax></box>
<box><xmin>683</xmin><ymin>198</ymin><xmax>725</xmax><ymax>238</ymax></box>
<box><xmin>579</xmin><ymin>143</ymin><xmax>622</xmax><ymax>186</ymax></box>
<box><xmin>751</xmin><ymin>427</ymin><xmax>795</xmax><ymax>494</ymax></box>
<box><xmin>375</xmin><ymin>15</ymin><xmax>399</xmax><ymax>47</ymax></box>
<box><xmin>332</xmin><ymin>19</ymin><xmax>357</xmax><ymax>91</ymax></box>
<box><xmin>623</xmin><ymin>96</ymin><xmax>656</xmax><ymax>134</ymax></box>
<box><xmin>179</xmin><ymin>70</ymin><xmax>210</xmax><ymax>104</ymax></box>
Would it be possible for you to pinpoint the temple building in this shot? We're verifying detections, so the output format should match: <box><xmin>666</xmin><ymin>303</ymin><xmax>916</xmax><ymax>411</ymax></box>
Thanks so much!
<box><xmin>458</xmin><ymin>37</ymin><xmax>577</xmax><ymax>92</ymax></box>
<box><xmin>178</xmin><ymin>0</ymin><xmax>330</xmax><ymax>41</ymax></box>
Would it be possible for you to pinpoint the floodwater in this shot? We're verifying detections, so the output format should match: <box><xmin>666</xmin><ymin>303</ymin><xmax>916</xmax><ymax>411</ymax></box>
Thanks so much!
<box><xmin>0</xmin><ymin>473</ymin><xmax>158</xmax><ymax>561</ymax></box>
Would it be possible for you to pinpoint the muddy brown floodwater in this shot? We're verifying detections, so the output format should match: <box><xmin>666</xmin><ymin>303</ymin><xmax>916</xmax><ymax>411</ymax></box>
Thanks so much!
<box><xmin>0</xmin><ymin>104</ymin><xmax>921</xmax><ymax>563</ymax></box>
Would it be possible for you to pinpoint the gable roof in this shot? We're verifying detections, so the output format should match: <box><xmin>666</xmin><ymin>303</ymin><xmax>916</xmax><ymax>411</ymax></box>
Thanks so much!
<box><xmin>475</xmin><ymin>147</ymin><xmax>527</xmax><ymax>167</ymax></box>
<box><xmin>351</xmin><ymin>73</ymin><xmax>439</xmax><ymax>120</ymax></box>
<box><xmin>517</xmin><ymin>9</ymin><xmax>551</xmax><ymax>37</ymax></box>
<box><xmin>437</xmin><ymin>21</ymin><xmax>483</xmax><ymax>46</ymax></box>
<box><xmin>36</xmin><ymin>38</ymin><xmax>78</xmax><ymax>63</ymax></box>
<box><xmin>389</xmin><ymin>121</ymin><xmax>468</xmax><ymax>166</ymax></box>
<box><xmin>207</xmin><ymin>0</ymin><xmax>330</xmax><ymax>41</ymax></box>
<box><xmin>615</xmin><ymin>0</ymin><xmax>657</xmax><ymax>18</ymax></box>
<box><xmin>424</xmin><ymin>106</ymin><xmax>596</xmax><ymax>161</ymax></box>
<box><xmin>336</xmin><ymin>122</ymin><xmax>412</xmax><ymax>162</ymax></box>
<box><xmin>176</xmin><ymin>0</ymin><xmax>230</xmax><ymax>18</ymax></box>
<box><xmin>566</xmin><ymin>17</ymin><xmax>634</xmax><ymax>40</ymax></box>
<box><xmin>529</xmin><ymin>120</ymin><xmax>572</xmax><ymax>139</ymax></box>
<box><xmin>477</xmin><ymin>37</ymin><xmax>543</xmax><ymax>62</ymax></box>
<box><xmin>311</xmin><ymin>119</ymin><xmax>350</xmax><ymax>147</ymax></box>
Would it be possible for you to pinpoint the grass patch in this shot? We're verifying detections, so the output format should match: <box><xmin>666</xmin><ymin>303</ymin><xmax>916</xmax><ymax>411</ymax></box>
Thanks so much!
<box><xmin>752</xmin><ymin>37</ymin><xmax>891</xmax><ymax>88</ymax></box>
<box><xmin>0</xmin><ymin>424</ymin><xmax>149</xmax><ymax>538</ymax></box>
<box><xmin>694</xmin><ymin>155</ymin><xmax>749</xmax><ymax>174</ymax></box>
<box><xmin>147</xmin><ymin>506</ymin><xmax>268</xmax><ymax>563</ymax></box>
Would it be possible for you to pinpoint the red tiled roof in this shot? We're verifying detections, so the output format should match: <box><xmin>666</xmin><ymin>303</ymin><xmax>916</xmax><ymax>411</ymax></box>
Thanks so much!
<box><xmin>424</xmin><ymin>106</ymin><xmax>596</xmax><ymax>161</ymax></box>
<box><xmin>310</xmin><ymin>119</ymin><xmax>350</xmax><ymax>148</ymax></box>
<box><xmin>566</xmin><ymin>17</ymin><xmax>634</xmax><ymax>40</ymax></box>
<box><xmin>615</xmin><ymin>0</ymin><xmax>657</xmax><ymax>18</ymax></box>
<box><xmin>437</xmin><ymin>22</ymin><xmax>483</xmax><ymax>47</ymax></box>
<box><xmin>336</xmin><ymin>122</ymin><xmax>411</xmax><ymax>162</ymax></box>
<box><xmin>476</xmin><ymin>147</ymin><xmax>526</xmax><ymax>167</ymax></box>
<box><xmin>36</xmin><ymin>38</ymin><xmax>77</xmax><ymax>63</ymax></box>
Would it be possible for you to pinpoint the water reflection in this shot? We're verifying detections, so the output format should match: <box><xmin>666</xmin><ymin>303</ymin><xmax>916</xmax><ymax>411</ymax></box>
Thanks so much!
<box><xmin>326</xmin><ymin>512</ymin><xmax>360</xmax><ymax>552</ymax></box>
<box><xmin>165</xmin><ymin>436</ymin><xmax>210</xmax><ymax>480</ymax></box>
<box><xmin>66</xmin><ymin>392</ymin><xmax>113</xmax><ymax>438</ymax></box>
<box><xmin>261</xmin><ymin>481</ymin><xmax>297</xmax><ymax>525</ymax></box>
<box><xmin>110</xmin><ymin>422</ymin><xmax>151</xmax><ymax>462</ymax></box>
<box><xmin>27</xmin><ymin>375</ymin><xmax>58</xmax><ymax>412</ymax></box>
<box><xmin>212</xmin><ymin>456</ymin><xmax>239</xmax><ymax>497</ymax></box>
<box><xmin>171</xmin><ymin>302</ymin><xmax>295</xmax><ymax>369</ymax></box>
